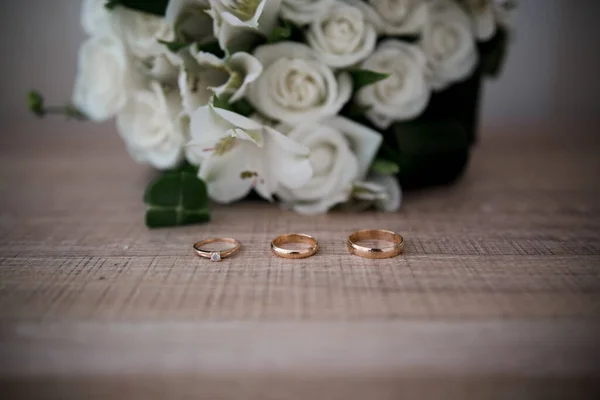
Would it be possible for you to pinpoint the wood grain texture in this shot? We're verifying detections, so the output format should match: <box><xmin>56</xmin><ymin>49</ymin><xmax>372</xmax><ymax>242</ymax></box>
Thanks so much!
<box><xmin>0</xmin><ymin>121</ymin><xmax>599</xmax><ymax>398</ymax></box>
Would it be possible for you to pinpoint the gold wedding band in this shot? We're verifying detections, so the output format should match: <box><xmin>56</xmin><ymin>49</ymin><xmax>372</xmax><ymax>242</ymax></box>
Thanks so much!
<box><xmin>271</xmin><ymin>233</ymin><xmax>319</xmax><ymax>259</ymax></box>
<box><xmin>193</xmin><ymin>238</ymin><xmax>241</xmax><ymax>262</ymax></box>
<box><xmin>347</xmin><ymin>229</ymin><xmax>404</xmax><ymax>259</ymax></box>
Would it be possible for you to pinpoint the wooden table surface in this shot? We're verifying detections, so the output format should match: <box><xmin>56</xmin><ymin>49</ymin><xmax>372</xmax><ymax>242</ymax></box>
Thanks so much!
<box><xmin>0</xmin><ymin>121</ymin><xmax>599</xmax><ymax>399</ymax></box>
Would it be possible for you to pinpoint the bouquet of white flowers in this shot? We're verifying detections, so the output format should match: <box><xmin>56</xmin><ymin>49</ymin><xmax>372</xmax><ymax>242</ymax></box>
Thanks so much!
<box><xmin>28</xmin><ymin>0</ymin><xmax>517</xmax><ymax>227</ymax></box>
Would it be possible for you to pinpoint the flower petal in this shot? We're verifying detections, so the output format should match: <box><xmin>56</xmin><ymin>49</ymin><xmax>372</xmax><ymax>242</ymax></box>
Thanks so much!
<box><xmin>211</xmin><ymin>106</ymin><xmax>263</xmax><ymax>131</ymax></box>
<box><xmin>228</xmin><ymin>52</ymin><xmax>264</xmax><ymax>103</ymax></box>
<box><xmin>253</xmin><ymin>42</ymin><xmax>317</xmax><ymax>68</ymax></box>
<box><xmin>211</xmin><ymin>52</ymin><xmax>264</xmax><ymax>103</ymax></box>
<box><xmin>292</xmin><ymin>191</ymin><xmax>350</xmax><ymax>215</ymax></box>
<box><xmin>264</xmin><ymin>126</ymin><xmax>313</xmax><ymax>189</ymax></box>
<box><xmin>189</xmin><ymin>105</ymin><xmax>233</xmax><ymax>147</ymax></box>
<box><xmin>198</xmin><ymin>140</ymin><xmax>256</xmax><ymax>203</ymax></box>
<box><xmin>372</xmin><ymin>174</ymin><xmax>402</xmax><ymax>212</ymax></box>
<box><xmin>325</xmin><ymin>116</ymin><xmax>382</xmax><ymax>179</ymax></box>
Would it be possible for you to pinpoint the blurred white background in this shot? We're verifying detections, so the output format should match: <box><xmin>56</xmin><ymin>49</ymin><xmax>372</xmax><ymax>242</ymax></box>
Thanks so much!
<box><xmin>0</xmin><ymin>0</ymin><xmax>598</xmax><ymax>127</ymax></box>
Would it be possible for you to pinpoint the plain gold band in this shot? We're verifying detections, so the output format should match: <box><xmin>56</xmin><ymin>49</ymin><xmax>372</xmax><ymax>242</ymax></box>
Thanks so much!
<box><xmin>347</xmin><ymin>229</ymin><xmax>404</xmax><ymax>259</ymax></box>
<box><xmin>271</xmin><ymin>233</ymin><xmax>319</xmax><ymax>259</ymax></box>
<box><xmin>193</xmin><ymin>238</ymin><xmax>241</xmax><ymax>261</ymax></box>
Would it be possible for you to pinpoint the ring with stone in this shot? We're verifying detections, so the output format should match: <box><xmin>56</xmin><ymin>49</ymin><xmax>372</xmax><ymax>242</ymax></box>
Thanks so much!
<box><xmin>271</xmin><ymin>233</ymin><xmax>319</xmax><ymax>259</ymax></box>
<box><xmin>193</xmin><ymin>238</ymin><xmax>241</xmax><ymax>262</ymax></box>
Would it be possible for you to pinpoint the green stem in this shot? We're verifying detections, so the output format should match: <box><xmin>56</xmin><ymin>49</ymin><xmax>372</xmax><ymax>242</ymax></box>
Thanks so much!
<box><xmin>381</xmin><ymin>141</ymin><xmax>401</xmax><ymax>161</ymax></box>
<box><xmin>44</xmin><ymin>104</ymin><xmax>88</xmax><ymax>120</ymax></box>
<box><xmin>43</xmin><ymin>106</ymin><xmax>68</xmax><ymax>114</ymax></box>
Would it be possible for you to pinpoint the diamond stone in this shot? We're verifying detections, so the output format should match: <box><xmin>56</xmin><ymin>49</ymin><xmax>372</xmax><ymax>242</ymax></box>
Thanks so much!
<box><xmin>210</xmin><ymin>252</ymin><xmax>221</xmax><ymax>262</ymax></box>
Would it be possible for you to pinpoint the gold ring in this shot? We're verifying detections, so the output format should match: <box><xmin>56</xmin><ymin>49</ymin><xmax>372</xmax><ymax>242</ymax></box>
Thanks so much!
<box><xmin>271</xmin><ymin>233</ymin><xmax>319</xmax><ymax>259</ymax></box>
<box><xmin>193</xmin><ymin>238</ymin><xmax>241</xmax><ymax>262</ymax></box>
<box><xmin>347</xmin><ymin>229</ymin><xmax>404</xmax><ymax>259</ymax></box>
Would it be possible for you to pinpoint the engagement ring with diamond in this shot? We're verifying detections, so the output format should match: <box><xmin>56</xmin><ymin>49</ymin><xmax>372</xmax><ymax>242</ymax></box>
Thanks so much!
<box><xmin>193</xmin><ymin>238</ymin><xmax>241</xmax><ymax>262</ymax></box>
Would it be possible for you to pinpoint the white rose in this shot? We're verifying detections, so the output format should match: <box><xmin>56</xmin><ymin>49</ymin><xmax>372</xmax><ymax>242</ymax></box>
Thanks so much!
<box><xmin>355</xmin><ymin>40</ymin><xmax>430</xmax><ymax>130</ymax></box>
<box><xmin>81</xmin><ymin>1</ymin><xmax>175</xmax><ymax>58</ymax></box>
<box><xmin>187</xmin><ymin>105</ymin><xmax>313</xmax><ymax>203</ymax></box>
<box><xmin>72</xmin><ymin>35</ymin><xmax>143</xmax><ymax>122</ymax></box>
<box><xmin>178</xmin><ymin>46</ymin><xmax>263</xmax><ymax>115</ymax></box>
<box><xmin>494</xmin><ymin>0</ymin><xmax>519</xmax><ymax>28</ymax></box>
<box><xmin>458</xmin><ymin>0</ymin><xmax>519</xmax><ymax>41</ymax></box>
<box><xmin>275</xmin><ymin>117</ymin><xmax>382</xmax><ymax>214</ymax></box>
<box><xmin>98</xmin><ymin>7</ymin><xmax>174</xmax><ymax>61</ymax></box>
<box><xmin>209</xmin><ymin>0</ymin><xmax>282</xmax><ymax>52</ymax></box>
<box><xmin>116</xmin><ymin>82</ymin><xmax>187</xmax><ymax>170</ymax></box>
<box><xmin>306</xmin><ymin>1</ymin><xmax>376</xmax><ymax>69</ymax></box>
<box><xmin>85</xmin><ymin>5</ymin><xmax>179</xmax><ymax>82</ymax></box>
<box><xmin>421</xmin><ymin>0</ymin><xmax>478</xmax><ymax>90</ymax></box>
<box><xmin>247</xmin><ymin>42</ymin><xmax>352</xmax><ymax>125</ymax></box>
<box><xmin>281</xmin><ymin>0</ymin><xmax>335</xmax><ymax>26</ymax></box>
<box><xmin>81</xmin><ymin>0</ymin><xmax>112</xmax><ymax>36</ymax></box>
<box><xmin>347</xmin><ymin>0</ymin><xmax>428</xmax><ymax>35</ymax></box>
<box><xmin>458</xmin><ymin>0</ymin><xmax>495</xmax><ymax>41</ymax></box>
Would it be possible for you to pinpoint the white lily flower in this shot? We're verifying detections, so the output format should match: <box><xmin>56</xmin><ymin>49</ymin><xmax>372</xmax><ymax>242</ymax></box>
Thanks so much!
<box><xmin>187</xmin><ymin>105</ymin><xmax>313</xmax><ymax>203</ymax></box>
<box><xmin>166</xmin><ymin>0</ymin><xmax>215</xmax><ymax>43</ymax></box>
<box><xmin>209</xmin><ymin>0</ymin><xmax>283</xmax><ymax>52</ymax></box>
<box><xmin>177</xmin><ymin>45</ymin><xmax>263</xmax><ymax>115</ymax></box>
<box><xmin>210</xmin><ymin>51</ymin><xmax>264</xmax><ymax>102</ymax></box>
<box><xmin>178</xmin><ymin>50</ymin><xmax>227</xmax><ymax>114</ymax></box>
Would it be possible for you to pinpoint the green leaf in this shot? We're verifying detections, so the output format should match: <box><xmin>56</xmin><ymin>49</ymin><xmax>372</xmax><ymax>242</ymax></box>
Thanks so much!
<box><xmin>370</xmin><ymin>159</ymin><xmax>400</xmax><ymax>175</ymax></box>
<box><xmin>391</xmin><ymin>119</ymin><xmax>471</xmax><ymax>189</ymax></box>
<box><xmin>158</xmin><ymin>39</ymin><xmax>190</xmax><ymax>53</ymax></box>
<box><xmin>196</xmin><ymin>41</ymin><xmax>226</xmax><ymax>58</ymax></box>
<box><xmin>395</xmin><ymin>120</ymin><xmax>468</xmax><ymax>155</ymax></box>
<box><xmin>340</xmin><ymin>101</ymin><xmax>372</xmax><ymax>120</ymax></box>
<box><xmin>478</xmin><ymin>27</ymin><xmax>509</xmax><ymax>77</ymax></box>
<box><xmin>27</xmin><ymin>90</ymin><xmax>45</xmax><ymax>117</ymax></box>
<box><xmin>212</xmin><ymin>95</ymin><xmax>255</xmax><ymax>117</ymax></box>
<box><xmin>105</xmin><ymin>0</ymin><xmax>169</xmax><ymax>16</ymax></box>
<box><xmin>232</xmin><ymin>98</ymin><xmax>255</xmax><ymax>117</ymax></box>
<box><xmin>212</xmin><ymin>94</ymin><xmax>231</xmax><ymax>110</ymax></box>
<box><xmin>158</xmin><ymin>38</ymin><xmax>225</xmax><ymax>58</ymax></box>
<box><xmin>144</xmin><ymin>171</ymin><xmax>210</xmax><ymax>228</ymax></box>
<box><xmin>419</xmin><ymin>67</ymin><xmax>483</xmax><ymax>144</ymax></box>
<box><xmin>175</xmin><ymin>161</ymin><xmax>200</xmax><ymax>175</ymax></box>
<box><xmin>268</xmin><ymin>20</ymin><xmax>293</xmax><ymax>43</ymax></box>
<box><xmin>348</xmin><ymin>69</ymin><xmax>390</xmax><ymax>92</ymax></box>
